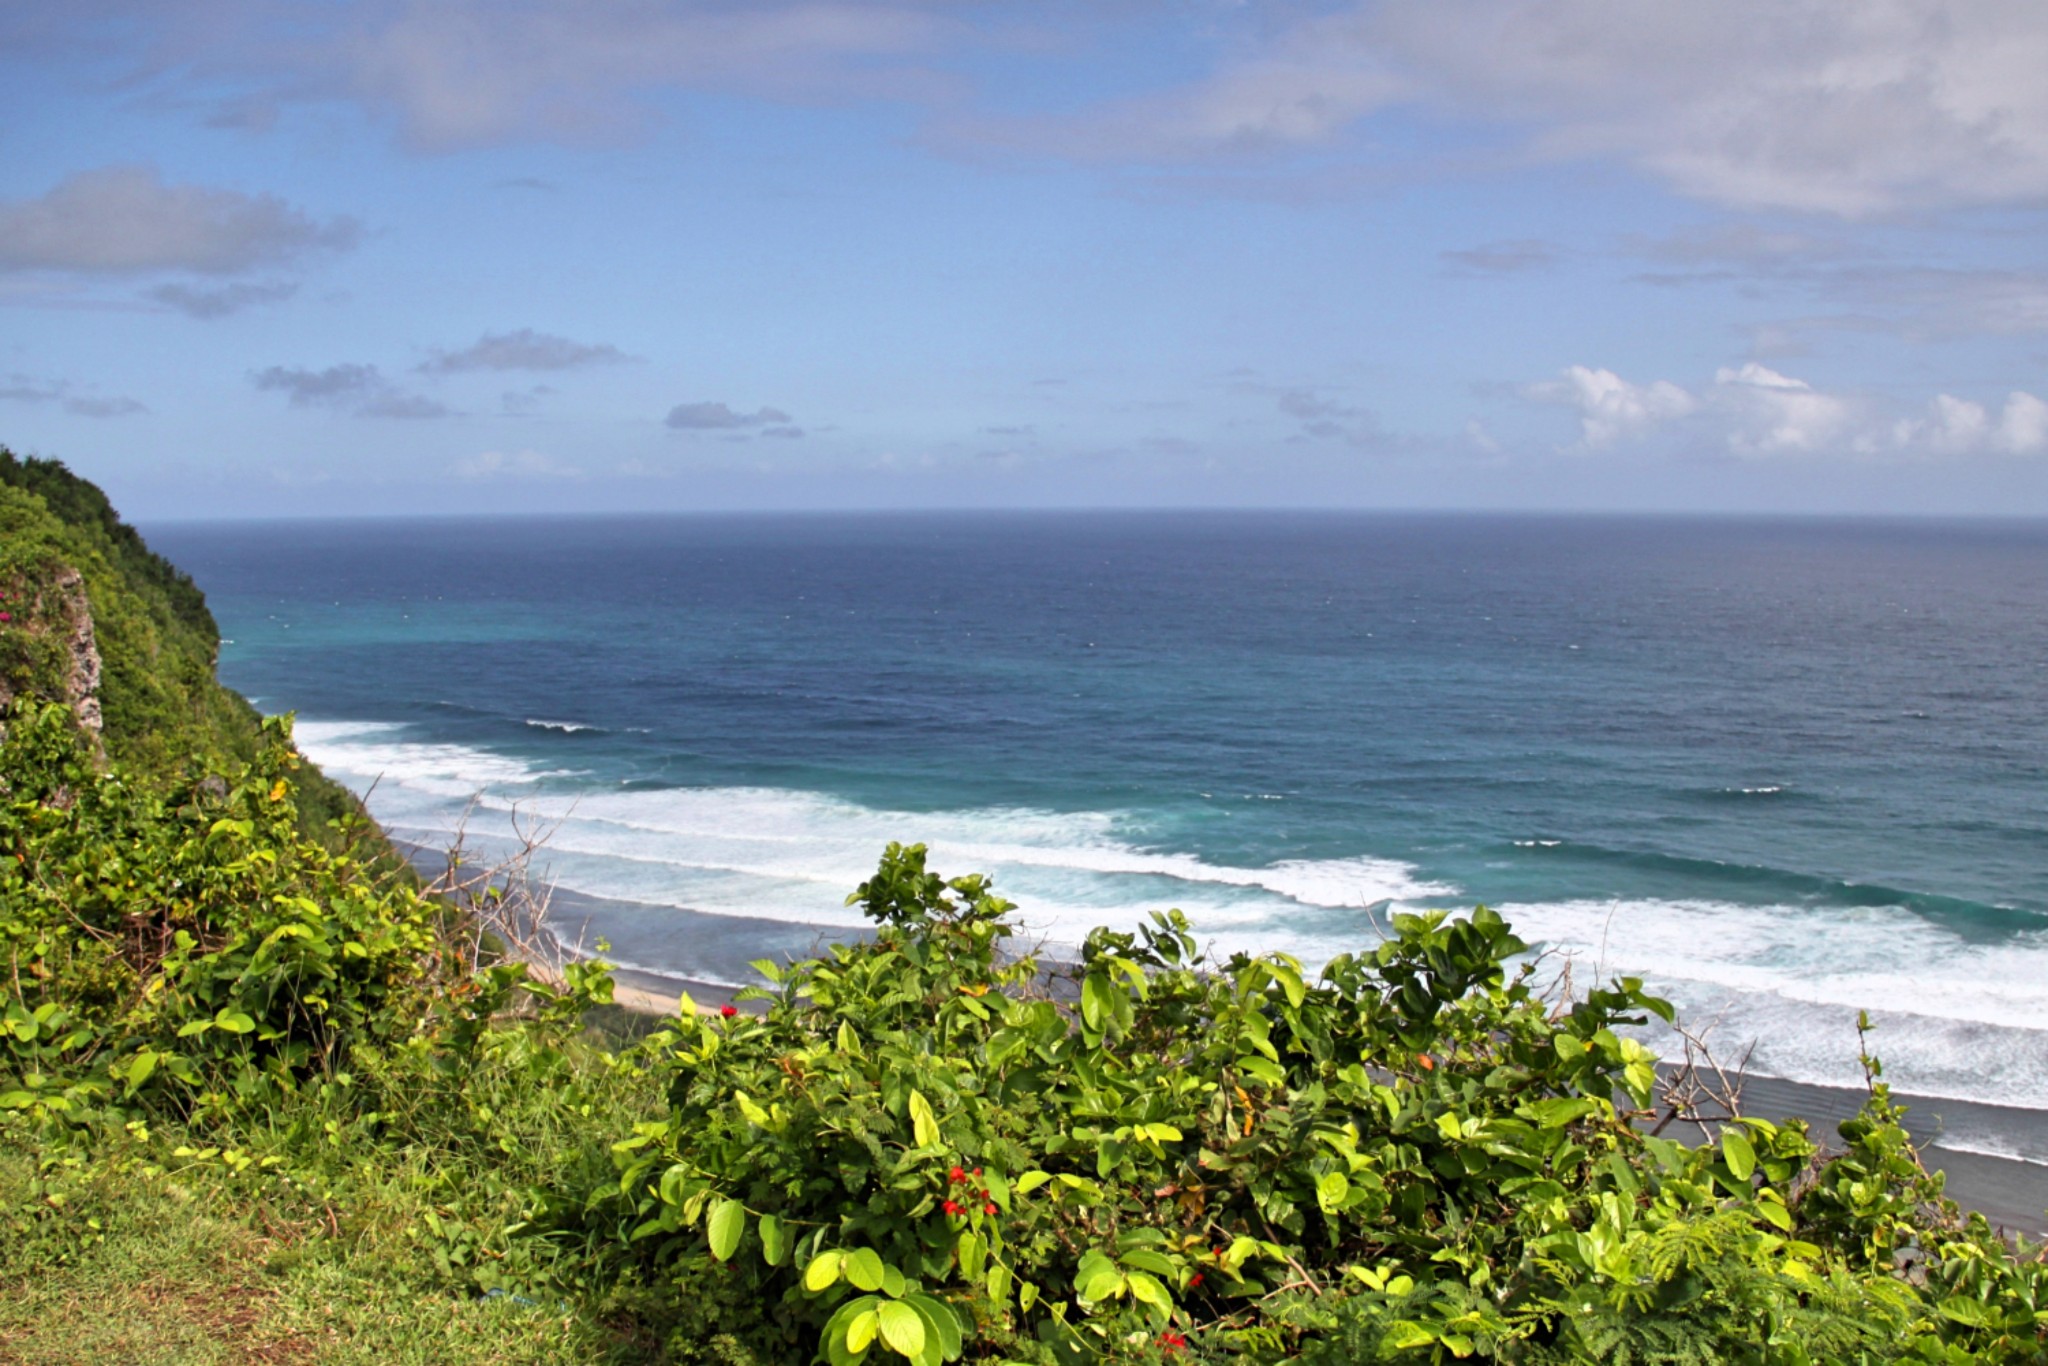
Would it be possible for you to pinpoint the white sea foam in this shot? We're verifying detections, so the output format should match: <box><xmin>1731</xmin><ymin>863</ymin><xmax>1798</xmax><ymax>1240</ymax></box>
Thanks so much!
<box><xmin>1498</xmin><ymin>897</ymin><xmax>2048</xmax><ymax>1113</ymax></box>
<box><xmin>525</xmin><ymin>718</ymin><xmax>598</xmax><ymax>733</ymax></box>
<box><xmin>296</xmin><ymin>718</ymin><xmax>2048</xmax><ymax>1113</ymax></box>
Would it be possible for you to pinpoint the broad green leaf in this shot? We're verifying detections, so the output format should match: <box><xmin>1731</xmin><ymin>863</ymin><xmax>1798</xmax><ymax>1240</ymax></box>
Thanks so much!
<box><xmin>1238</xmin><ymin>1056</ymin><xmax>1285</xmax><ymax>1088</ymax></box>
<box><xmin>824</xmin><ymin>1297</ymin><xmax>879</xmax><ymax>1366</ymax></box>
<box><xmin>805</xmin><ymin>1250</ymin><xmax>846</xmax><ymax>1292</ymax></box>
<box><xmin>1272</xmin><ymin>962</ymin><xmax>1306</xmax><ymax>1008</ymax></box>
<box><xmin>957</xmin><ymin>1229</ymin><xmax>985</xmax><ymax>1279</ymax></box>
<box><xmin>1119</xmin><ymin>1249</ymin><xmax>1175</xmax><ymax>1277</ymax></box>
<box><xmin>904</xmin><ymin>1294</ymin><xmax>964</xmax><ymax>1362</ymax></box>
<box><xmin>1522</xmin><ymin>1097</ymin><xmax>1596</xmax><ymax>1129</ymax></box>
<box><xmin>1080</xmin><ymin>973</ymin><xmax>1110</xmax><ymax>1032</ymax></box>
<box><xmin>1316</xmin><ymin>1171</ymin><xmax>1350</xmax><ymax>1213</ymax></box>
<box><xmin>908</xmin><ymin>1090</ymin><xmax>940</xmax><ymax>1147</ymax></box>
<box><xmin>1125</xmin><ymin>1271</ymin><xmax>1171</xmax><ymax>1310</ymax></box>
<box><xmin>214</xmin><ymin>1009</ymin><xmax>255</xmax><ymax>1034</ymax></box>
<box><xmin>1382</xmin><ymin>1321</ymin><xmax>1438</xmax><ymax>1351</ymax></box>
<box><xmin>1755</xmin><ymin>1192</ymin><xmax>1794</xmax><ymax>1232</ymax></box>
<box><xmin>846</xmin><ymin>1247</ymin><xmax>887</xmax><ymax>1291</ymax></box>
<box><xmin>758</xmin><ymin>1213</ymin><xmax>789</xmax><ymax>1266</ymax></box>
<box><xmin>1720</xmin><ymin>1129</ymin><xmax>1757</xmax><ymax>1183</ymax></box>
<box><xmin>1078</xmin><ymin>1269</ymin><xmax>1124</xmax><ymax>1303</ymax></box>
<box><xmin>735</xmin><ymin>1091</ymin><xmax>771</xmax><ymax>1126</ymax></box>
<box><xmin>706</xmin><ymin>1197</ymin><xmax>745</xmax><ymax>1261</ymax></box>
<box><xmin>847</xmin><ymin>1308</ymin><xmax>880</xmax><ymax>1354</ymax></box>
<box><xmin>876</xmin><ymin>1301</ymin><xmax>926</xmax><ymax>1358</ymax></box>
<box><xmin>902</xmin><ymin>1302</ymin><xmax>944</xmax><ymax>1366</ymax></box>
<box><xmin>1140</xmin><ymin>1122</ymin><xmax>1182</xmax><ymax>1143</ymax></box>
<box><xmin>986</xmin><ymin>1261</ymin><xmax>1011</xmax><ymax>1307</ymax></box>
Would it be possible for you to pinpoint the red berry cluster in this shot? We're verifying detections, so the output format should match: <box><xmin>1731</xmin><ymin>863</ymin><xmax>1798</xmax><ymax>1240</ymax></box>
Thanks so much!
<box><xmin>1159</xmin><ymin>1330</ymin><xmax>1188</xmax><ymax>1355</ymax></box>
<box><xmin>941</xmin><ymin>1164</ymin><xmax>996</xmax><ymax>1217</ymax></box>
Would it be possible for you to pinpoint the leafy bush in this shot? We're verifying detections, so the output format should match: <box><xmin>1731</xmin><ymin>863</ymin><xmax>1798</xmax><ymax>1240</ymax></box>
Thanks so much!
<box><xmin>612</xmin><ymin>843</ymin><xmax>2048</xmax><ymax>1365</ymax></box>
<box><xmin>2</xmin><ymin>689</ymin><xmax>2042</xmax><ymax>1363</ymax></box>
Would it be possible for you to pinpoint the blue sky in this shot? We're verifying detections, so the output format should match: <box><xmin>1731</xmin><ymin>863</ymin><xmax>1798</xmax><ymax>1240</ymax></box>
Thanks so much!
<box><xmin>5</xmin><ymin>1</ymin><xmax>2048</xmax><ymax>518</ymax></box>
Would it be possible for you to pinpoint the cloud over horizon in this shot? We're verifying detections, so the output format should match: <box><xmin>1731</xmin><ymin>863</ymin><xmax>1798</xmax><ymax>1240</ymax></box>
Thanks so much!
<box><xmin>420</xmin><ymin>329</ymin><xmax>634</xmax><ymax>374</ymax></box>
<box><xmin>665</xmin><ymin>400</ymin><xmax>794</xmax><ymax>431</ymax></box>
<box><xmin>1532</xmin><ymin>362</ymin><xmax>2048</xmax><ymax>461</ymax></box>
<box><xmin>251</xmin><ymin>363</ymin><xmax>450</xmax><ymax>419</ymax></box>
<box><xmin>0</xmin><ymin>166</ymin><xmax>359</xmax><ymax>276</ymax></box>
<box><xmin>0</xmin><ymin>374</ymin><xmax>148</xmax><ymax>418</ymax></box>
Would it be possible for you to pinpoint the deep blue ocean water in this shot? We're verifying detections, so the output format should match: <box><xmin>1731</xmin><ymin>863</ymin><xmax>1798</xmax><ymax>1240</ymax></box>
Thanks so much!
<box><xmin>148</xmin><ymin>513</ymin><xmax>2048</xmax><ymax>1146</ymax></box>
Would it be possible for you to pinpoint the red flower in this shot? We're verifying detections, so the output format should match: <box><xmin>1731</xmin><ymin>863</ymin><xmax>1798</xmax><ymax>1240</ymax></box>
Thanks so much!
<box><xmin>948</xmin><ymin>1166</ymin><xmax>966</xmax><ymax>1183</ymax></box>
<box><xmin>719</xmin><ymin>1004</ymin><xmax>738</xmax><ymax>1018</ymax></box>
<box><xmin>1188</xmin><ymin>1272</ymin><xmax>1204</xmax><ymax>1288</ymax></box>
<box><xmin>983</xmin><ymin>1201</ymin><xmax>997</xmax><ymax>1216</ymax></box>
<box><xmin>1160</xmin><ymin>1330</ymin><xmax>1188</xmax><ymax>1355</ymax></box>
<box><xmin>0</xmin><ymin>612</ymin><xmax>11</xmax><ymax>623</ymax></box>
<box><xmin>942</xmin><ymin>1199</ymin><xmax>961</xmax><ymax>1215</ymax></box>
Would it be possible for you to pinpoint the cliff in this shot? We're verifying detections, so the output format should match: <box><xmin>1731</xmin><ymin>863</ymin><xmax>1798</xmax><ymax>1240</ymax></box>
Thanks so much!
<box><xmin>0</xmin><ymin>446</ymin><xmax>361</xmax><ymax>833</ymax></box>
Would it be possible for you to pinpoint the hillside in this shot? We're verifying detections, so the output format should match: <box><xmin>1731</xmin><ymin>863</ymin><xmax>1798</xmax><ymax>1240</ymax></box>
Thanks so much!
<box><xmin>0</xmin><ymin>445</ymin><xmax>359</xmax><ymax>831</ymax></box>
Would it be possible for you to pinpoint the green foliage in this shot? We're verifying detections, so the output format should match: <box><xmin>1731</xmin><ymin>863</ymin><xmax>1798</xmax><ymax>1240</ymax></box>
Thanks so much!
<box><xmin>2</xmin><ymin>675</ymin><xmax>2043</xmax><ymax>1364</ymax></box>
<box><xmin>0</xmin><ymin>446</ymin><xmax>365</xmax><ymax>837</ymax></box>
<box><xmin>612</xmin><ymin>843</ymin><xmax>2048</xmax><ymax>1365</ymax></box>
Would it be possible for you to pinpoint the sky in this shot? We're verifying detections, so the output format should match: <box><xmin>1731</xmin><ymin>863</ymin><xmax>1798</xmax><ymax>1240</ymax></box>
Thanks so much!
<box><xmin>5</xmin><ymin>1</ymin><xmax>2048</xmax><ymax>519</ymax></box>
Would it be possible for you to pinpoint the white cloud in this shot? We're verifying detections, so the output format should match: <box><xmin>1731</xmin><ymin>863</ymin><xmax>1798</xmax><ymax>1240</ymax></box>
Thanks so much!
<box><xmin>1893</xmin><ymin>390</ymin><xmax>2048</xmax><ymax>456</ymax></box>
<box><xmin>456</xmin><ymin>449</ymin><xmax>581</xmax><ymax>480</ymax></box>
<box><xmin>1995</xmin><ymin>391</ymin><xmax>2048</xmax><ymax>454</ymax></box>
<box><xmin>0</xmin><ymin>166</ymin><xmax>357</xmax><ymax>275</ymax></box>
<box><xmin>1712</xmin><ymin>363</ymin><xmax>1853</xmax><ymax>456</ymax></box>
<box><xmin>944</xmin><ymin>0</ymin><xmax>2048</xmax><ymax>215</ymax></box>
<box><xmin>1536</xmin><ymin>359</ymin><xmax>2047</xmax><ymax>461</ymax></box>
<box><xmin>1530</xmin><ymin>365</ymin><xmax>1697</xmax><ymax>448</ymax></box>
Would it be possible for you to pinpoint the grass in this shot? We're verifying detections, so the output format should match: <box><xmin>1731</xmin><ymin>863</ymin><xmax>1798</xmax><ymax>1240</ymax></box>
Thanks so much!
<box><xmin>0</xmin><ymin>1013</ymin><xmax>683</xmax><ymax>1366</ymax></box>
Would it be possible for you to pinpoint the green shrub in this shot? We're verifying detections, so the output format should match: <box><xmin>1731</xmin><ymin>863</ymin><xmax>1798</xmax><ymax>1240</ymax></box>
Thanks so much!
<box><xmin>611</xmin><ymin>843</ymin><xmax>2048</xmax><ymax>1366</ymax></box>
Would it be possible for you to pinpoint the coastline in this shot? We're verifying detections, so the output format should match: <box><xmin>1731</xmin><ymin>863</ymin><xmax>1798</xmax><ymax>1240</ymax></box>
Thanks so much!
<box><xmin>524</xmin><ymin>879</ymin><xmax>2048</xmax><ymax>1240</ymax></box>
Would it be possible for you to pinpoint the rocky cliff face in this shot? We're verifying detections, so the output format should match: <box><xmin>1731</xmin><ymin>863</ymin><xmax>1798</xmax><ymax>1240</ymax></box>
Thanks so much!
<box><xmin>0</xmin><ymin>564</ymin><xmax>103</xmax><ymax>748</ymax></box>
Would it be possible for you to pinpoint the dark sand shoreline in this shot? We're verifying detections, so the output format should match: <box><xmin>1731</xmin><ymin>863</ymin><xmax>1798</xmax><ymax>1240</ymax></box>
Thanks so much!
<box><xmin>412</xmin><ymin>852</ymin><xmax>2044</xmax><ymax>1240</ymax></box>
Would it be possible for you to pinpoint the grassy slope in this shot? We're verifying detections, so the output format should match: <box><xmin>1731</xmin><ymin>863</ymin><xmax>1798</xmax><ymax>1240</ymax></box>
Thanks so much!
<box><xmin>0</xmin><ymin>446</ymin><xmax>362</xmax><ymax>835</ymax></box>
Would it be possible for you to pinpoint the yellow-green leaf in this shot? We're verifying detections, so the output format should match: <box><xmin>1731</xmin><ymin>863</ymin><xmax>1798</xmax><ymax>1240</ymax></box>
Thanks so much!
<box><xmin>846</xmin><ymin>1247</ymin><xmax>887</xmax><ymax>1292</ymax></box>
<box><xmin>803</xmin><ymin>1250</ymin><xmax>844</xmax><ymax>1292</ymax></box>
<box><xmin>876</xmin><ymin>1301</ymin><xmax>926</xmax><ymax>1358</ymax></box>
<box><xmin>1721</xmin><ymin>1128</ymin><xmax>1757</xmax><ymax>1183</ymax></box>
<box><xmin>706</xmin><ymin>1197</ymin><xmax>745</xmax><ymax>1261</ymax></box>
<box><xmin>908</xmin><ymin>1090</ymin><xmax>940</xmax><ymax>1148</ymax></box>
<box><xmin>758</xmin><ymin>1214</ymin><xmax>789</xmax><ymax>1265</ymax></box>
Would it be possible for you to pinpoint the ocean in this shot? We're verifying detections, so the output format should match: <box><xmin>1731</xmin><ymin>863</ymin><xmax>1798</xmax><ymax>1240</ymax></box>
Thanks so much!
<box><xmin>148</xmin><ymin>512</ymin><xmax>2048</xmax><ymax>1170</ymax></box>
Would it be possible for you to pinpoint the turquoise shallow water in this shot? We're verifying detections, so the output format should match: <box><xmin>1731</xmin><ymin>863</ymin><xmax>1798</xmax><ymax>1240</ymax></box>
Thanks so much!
<box><xmin>148</xmin><ymin>512</ymin><xmax>2048</xmax><ymax>1144</ymax></box>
